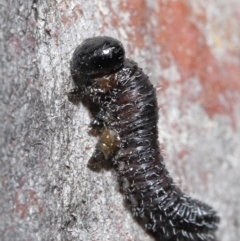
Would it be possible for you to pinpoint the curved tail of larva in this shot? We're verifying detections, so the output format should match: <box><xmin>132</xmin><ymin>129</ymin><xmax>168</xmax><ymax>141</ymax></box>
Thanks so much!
<box><xmin>152</xmin><ymin>192</ymin><xmax>220</xmax><ymax>241</ymax></box>
<box><xmin>117</xmin><ymin>151</ymin><xmax>220</xmax><ymax>241</ymax></box>
<box><xmin>150</xmin><ymin>156</ymin><xmax>220</xmax><ymax>241</ymax></box>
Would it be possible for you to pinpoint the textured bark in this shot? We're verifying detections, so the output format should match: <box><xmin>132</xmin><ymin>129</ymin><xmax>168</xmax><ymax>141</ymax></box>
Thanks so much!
<box><xmin>0</xmin><ymin>1</ymin><xmax>240</xmax><ymax>241</ymax></box>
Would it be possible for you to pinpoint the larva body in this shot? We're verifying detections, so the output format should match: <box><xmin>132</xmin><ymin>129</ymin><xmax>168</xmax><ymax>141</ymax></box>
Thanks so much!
<box><xmin>68</xmin><ymin>36</ymin><xmax>219</xmax><ymax>241</ymax></box>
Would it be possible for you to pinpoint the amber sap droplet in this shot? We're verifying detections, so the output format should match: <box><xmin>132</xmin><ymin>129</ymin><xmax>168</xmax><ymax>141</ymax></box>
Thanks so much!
<box><xmin>97</xmin><ymin>129</ymin><xmax>121</xmax><ymax>159</ymax></box>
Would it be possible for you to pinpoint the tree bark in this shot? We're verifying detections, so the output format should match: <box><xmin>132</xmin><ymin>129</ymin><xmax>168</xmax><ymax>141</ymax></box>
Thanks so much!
<box><xmin>1</xmin><ymin>1</ymin><xmax>240</xmax><ymax>241</ymax></box>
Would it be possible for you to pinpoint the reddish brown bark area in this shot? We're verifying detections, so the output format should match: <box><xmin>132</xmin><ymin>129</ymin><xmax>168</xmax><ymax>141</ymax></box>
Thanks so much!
<box><xmin>109</xmin><ymin>0</ymin><xmax>240</xmax><ymax>128</ymax></box>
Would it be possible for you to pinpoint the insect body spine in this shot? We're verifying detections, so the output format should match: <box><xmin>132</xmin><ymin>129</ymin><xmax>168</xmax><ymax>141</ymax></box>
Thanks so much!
<box><xmin>68</xmin><ymin>36</ymin><xmax>220</xmax><ymax>241</ymax></box>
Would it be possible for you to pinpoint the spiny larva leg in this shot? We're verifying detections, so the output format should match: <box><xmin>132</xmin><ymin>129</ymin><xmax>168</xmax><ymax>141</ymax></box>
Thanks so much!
<box><xmin>90</xmin><ymin>119</ymin><xmax>104</xmax><ymax>129</ymax></box>
<box><xmin>90</xmin><ymin>109</ymin><xmax>114</xmax><ymax>129</ymax></box>
<box><xmin>67</xmin><ymin>87</ymin><xmax>83</xmax><ymax>101</ymax></box>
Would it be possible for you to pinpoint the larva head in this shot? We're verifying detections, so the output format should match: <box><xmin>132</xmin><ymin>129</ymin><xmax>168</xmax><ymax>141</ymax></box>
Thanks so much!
<box><xmin>71</xmin><ymin>36</ymin><xmax>125</xmax><ymax>81</ymax></box>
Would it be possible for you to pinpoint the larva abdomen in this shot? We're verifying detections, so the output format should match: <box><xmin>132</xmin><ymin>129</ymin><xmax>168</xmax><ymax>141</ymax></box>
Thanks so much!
<box><xmin>68</xmin><ymin>36</ymin><xmax>220</xmax><ymax>241</ymax></box>
<box><xmin>114</xmin><ymin>67</ymin><xmax>219</xmax><ymax>239</ymax></box>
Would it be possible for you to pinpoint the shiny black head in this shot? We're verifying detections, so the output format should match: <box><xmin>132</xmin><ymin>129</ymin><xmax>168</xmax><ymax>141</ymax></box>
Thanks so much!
<box><xmin>71</xmin><ymin>36</ymin><xmax>125</xmax><ymax>79</ymax></box>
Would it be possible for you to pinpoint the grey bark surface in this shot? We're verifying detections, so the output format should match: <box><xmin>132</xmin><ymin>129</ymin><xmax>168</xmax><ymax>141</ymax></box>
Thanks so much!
<box><xmin>1</xmin><ymin>1</ymin><xmax>240</xmax><ymax>241</ymax></box>
<box><xmin>0</xmin><ymin>1</ymin><xmax>151</xmax><ymax>240</ymax></box>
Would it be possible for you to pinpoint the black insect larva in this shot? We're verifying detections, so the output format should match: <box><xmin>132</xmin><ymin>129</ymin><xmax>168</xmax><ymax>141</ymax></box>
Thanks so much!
<box><xmin>68</xmin><ymin>36</ymin><xmax>220</xmax><ymax>241</ymax></box>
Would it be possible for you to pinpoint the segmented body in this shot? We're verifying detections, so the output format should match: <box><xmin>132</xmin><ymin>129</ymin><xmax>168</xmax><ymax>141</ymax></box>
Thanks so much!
<box><xmin>68</xmin><ymin>36</ymin><xmax>219</xmax><ymax>241</ymax></box>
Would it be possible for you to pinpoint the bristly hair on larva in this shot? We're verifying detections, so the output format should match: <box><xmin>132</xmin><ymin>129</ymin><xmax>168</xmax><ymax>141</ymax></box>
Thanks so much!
<box><xmin>67</xmin><ymin>36</ymin><xmax>220</xmax><ymax>241</ymax></box>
